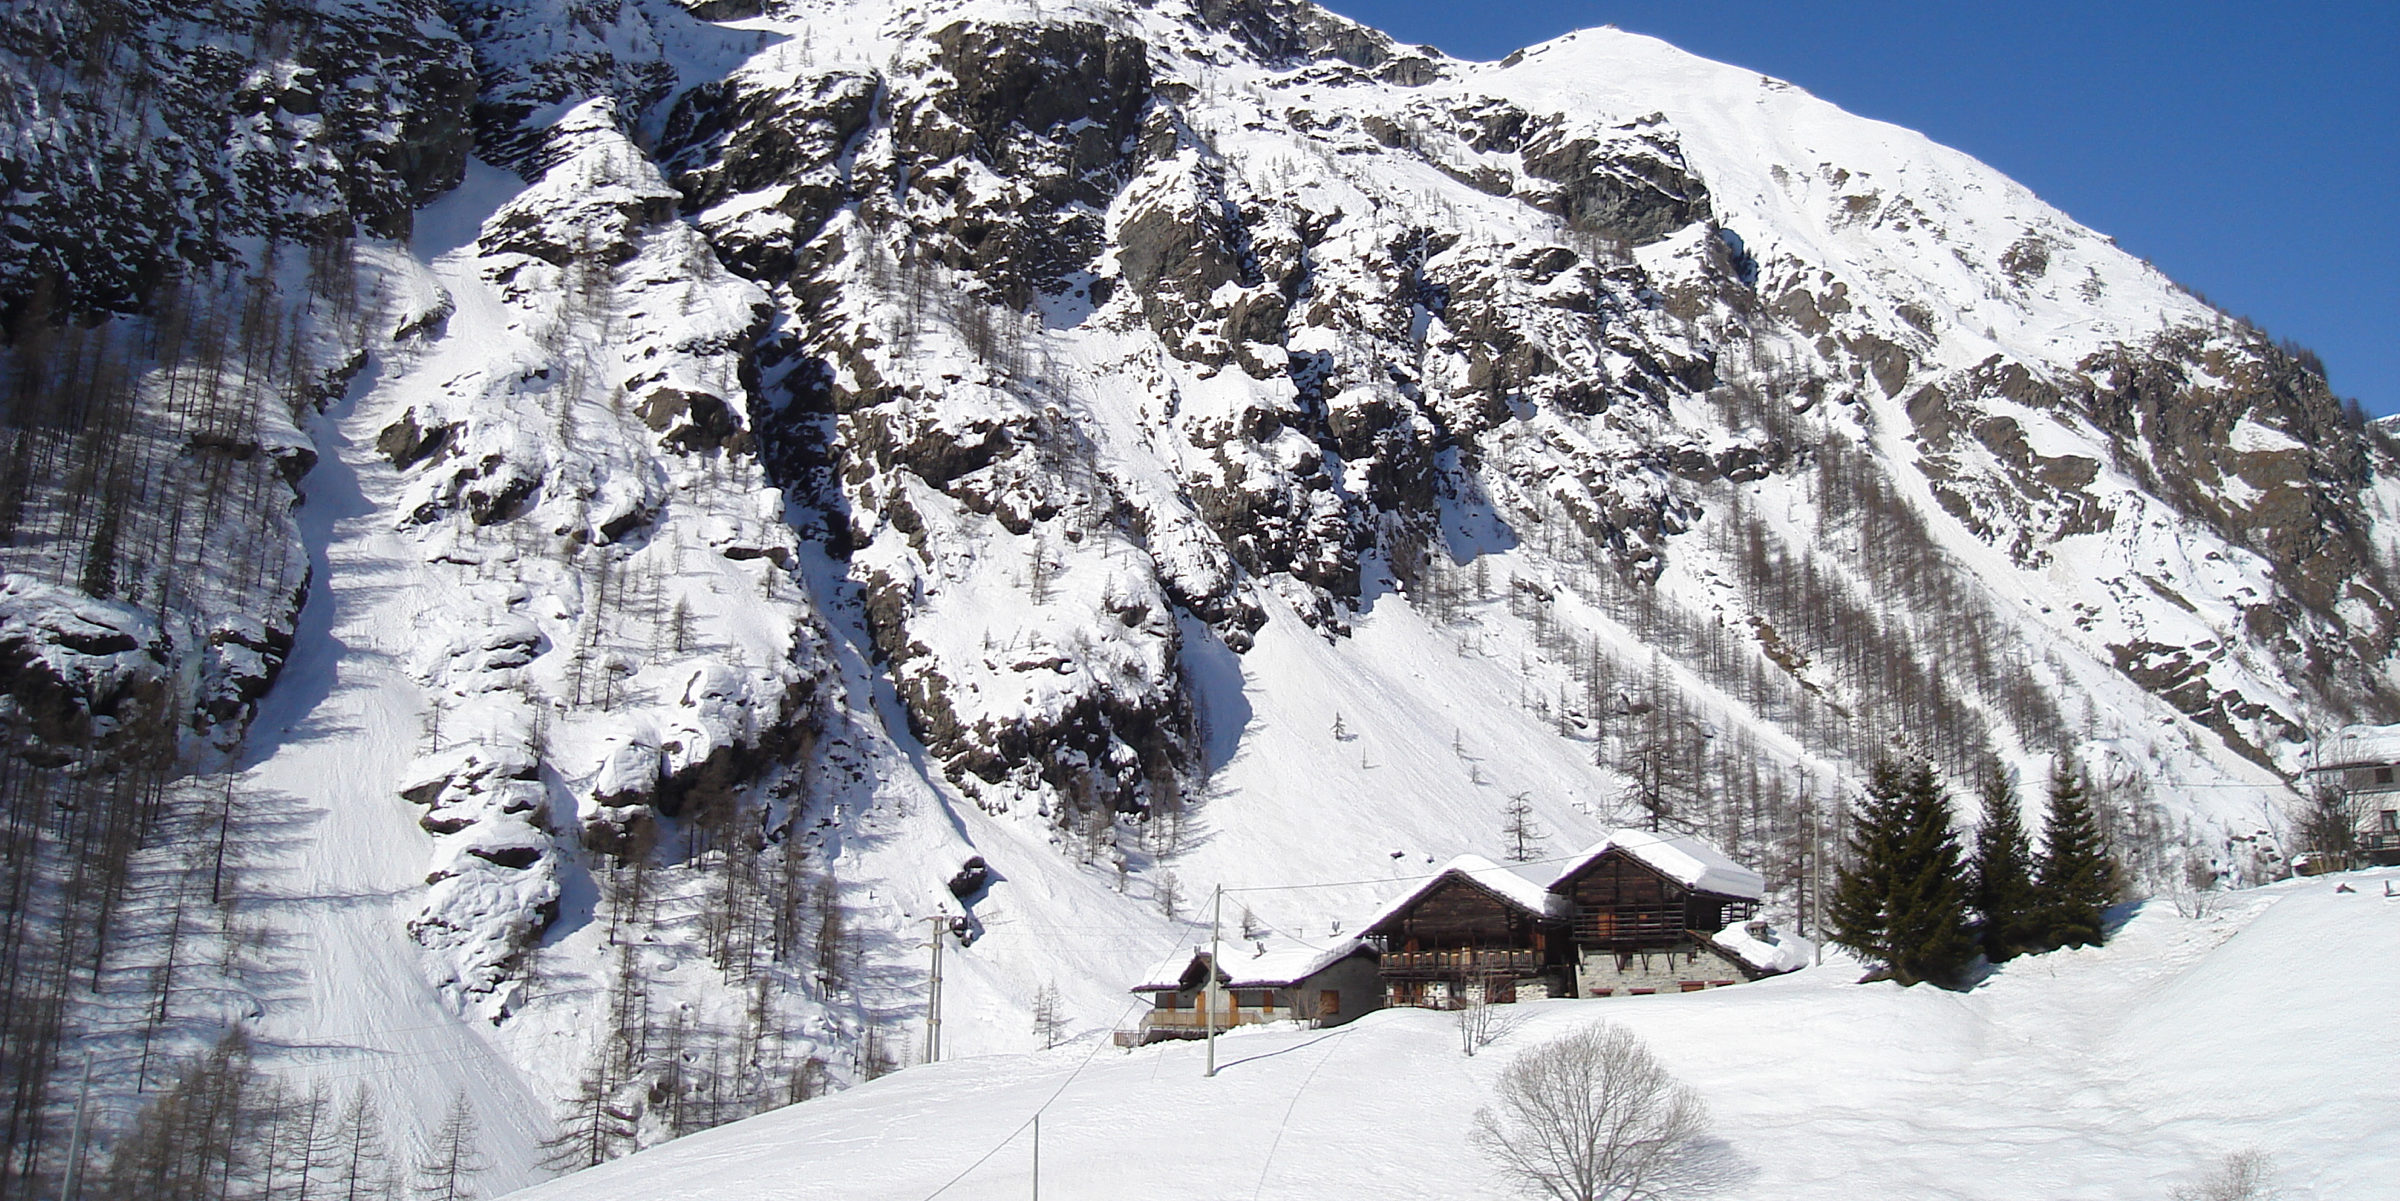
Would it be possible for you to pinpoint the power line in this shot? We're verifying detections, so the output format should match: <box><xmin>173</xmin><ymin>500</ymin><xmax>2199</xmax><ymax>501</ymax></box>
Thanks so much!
<box><xmin>918</xmin><ymin>993</ymin><xmax>1150</xmax><ymax>1201</ymax></box>
<box><xmin>1248</xmin><ymin>1022</ymin><xmax>1358</xmax><ymax>1201</ymax></box>
<box><xmin>1221</xmin><ymin>846</ymin><xmax>1599</xmax><ymax>894</ymax></box>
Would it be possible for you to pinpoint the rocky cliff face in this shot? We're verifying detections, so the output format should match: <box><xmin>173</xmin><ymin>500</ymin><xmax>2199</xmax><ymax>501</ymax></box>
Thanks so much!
<box><xmin>3</xmin><ymin>0</ymin><xmax>2395</xmax><ymax>1181</ymax></box>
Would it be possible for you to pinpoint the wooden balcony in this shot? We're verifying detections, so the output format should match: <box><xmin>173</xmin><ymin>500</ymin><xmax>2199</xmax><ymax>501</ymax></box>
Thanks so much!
<box><xmin>1571</xmin><ymin>907</ymin><xmax>1688</xmax><ymax>949</ymax></box>
<box><xmin>1114</xmin><ymin>1005</ymin><xmax>1301</xmax><ymax>1046</ymax></box>
<box><xmin>1140</xmin><ymin>1006</ymin><xmax>1288</xmax><ymax>1030</ymax></box>
<box><xmin>1377</xmin><ymin>948</ymin><xmax>1542</xmax><ymax>978</ymax></box>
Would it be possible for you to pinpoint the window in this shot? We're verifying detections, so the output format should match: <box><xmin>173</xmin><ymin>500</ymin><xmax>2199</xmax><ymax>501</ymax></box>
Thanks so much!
<box><xmin>1318</xmin><ymin>989</ymin><xmax>1339</xmax><ymax>1017</ymax></box>
<box><xmin>1236</xmin><ymin>990</ymin><xmax>1272</xmax><ymax>1008</ymax></box>
<box><xmin>2376</xmin><ymin>766</ymin><xmax>2395</xmax><ymax>785</ymax></box>
<box><xmin>1155</xmin><ymin>993</ymin><xmax>1182</xmax><ymax>1010</ymax></box>
<box><xmin>2382</xmin><ymin>810</ymin><xmax>2397</xmax><ymax>832</ymax></box>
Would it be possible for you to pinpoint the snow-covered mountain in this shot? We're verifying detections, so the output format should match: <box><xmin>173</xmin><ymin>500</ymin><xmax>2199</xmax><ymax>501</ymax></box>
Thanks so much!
<box><xmin>2</xmin><ymin>0</ymin><xmax>2393</xmax><ymax>1191</ymax></box>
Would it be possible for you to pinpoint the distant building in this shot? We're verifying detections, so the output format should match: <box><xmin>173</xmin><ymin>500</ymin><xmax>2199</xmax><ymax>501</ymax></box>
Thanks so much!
<box><xmin>1356</xmin><ymin>830</ymin><xmax>1806</xmax><ymax>1007</ymax></box>
<box><xmin>1120</xmin><ymin>939</ymin><xmax>1381</xmax><ymax>1046</ymax></box>
<box><xmin>1551</xmin><ymin>831</ymin><xmax>1796</xmax><ymax>997</ymax></box>
<box><xmin>1355</xmin><ymin>855</ymin><xmax>1570</xmax><ymax>1007</ymax></box>
<box><xmin>2306</xmin><ymin>725</ymin><xmax>2400</xmax><ymax>866</ymax></box>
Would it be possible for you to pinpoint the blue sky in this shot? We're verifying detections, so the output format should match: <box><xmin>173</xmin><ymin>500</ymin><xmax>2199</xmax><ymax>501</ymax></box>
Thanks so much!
<box><xmin>1324</xmin><ymin>2</ymin><xmax>2399</xmax><ymax>415</ymax></box>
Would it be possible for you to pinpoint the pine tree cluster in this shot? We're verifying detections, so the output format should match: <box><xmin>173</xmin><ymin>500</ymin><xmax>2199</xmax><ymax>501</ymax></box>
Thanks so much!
<box><xmin>1829</xmin><ymin>755</ymin><xmax>2123</xmax><ymax>988</ymax></box>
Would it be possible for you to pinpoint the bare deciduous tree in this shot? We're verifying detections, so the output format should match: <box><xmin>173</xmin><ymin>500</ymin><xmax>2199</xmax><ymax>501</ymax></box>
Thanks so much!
<box><xmin>1031</xmin><ymin>982</ymin><xmax>1066</xmax><ymax>1050</ymax></box>
<box><xmin>411</xmin><ymin>1090</ymin><xmax>487</xmax><ymax>1201</ymax></box>
<box><xmin>2292</xmin><ymin>784</ymin><xmax>2358</xmax><ymax>874</ymax></box>
<box><xmin>1470</xmin><ymin>1023</ymin><xmax>1710</xmax><ymax>1201</ymax></box>
<box><xmin>2170</xmin><ymin>1149</ymin><xmax>2279</xmax><ymax>1201</ymax></box>
<box><xmin>1501</xmin><ymin>792</ymin><xmax>1549</xmax><ymax>863</ymax></box>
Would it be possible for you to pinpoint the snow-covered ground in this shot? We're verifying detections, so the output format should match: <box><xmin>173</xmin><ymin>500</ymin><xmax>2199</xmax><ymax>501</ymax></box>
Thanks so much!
<box><xmin>505</xmin><ymin>868</ymin><xmax>2400</xmax><ymax>1200</ymax></box>
<box><xmin>39</xmin><ymin>0</ymin><xmax>2387</xmax><ymax>1185</ymax></box>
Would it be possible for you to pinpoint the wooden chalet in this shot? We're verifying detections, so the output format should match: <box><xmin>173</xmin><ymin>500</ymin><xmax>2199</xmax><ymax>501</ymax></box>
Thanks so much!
<box><xmin>1550</xmin><ymin>830</ymin><xmax>1781</xmax><ymax>997</ymax></box>
<box><xmin>1356</xmin><ymin>856</ymin><xmax>1571</xmax><ymax>1006</ymax></box>
<box><xmin>1357</xmin><ymin>832</ymin><xmax>1801</xmax><ymax>1007</ymax></box>
<box><xmin>1120</xmin><ymin>939</ymin><xmax>1381</xmax><ymax>1046</ymax></box>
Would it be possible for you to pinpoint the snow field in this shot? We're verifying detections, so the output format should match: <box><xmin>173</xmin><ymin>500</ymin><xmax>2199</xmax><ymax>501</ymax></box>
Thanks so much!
<box><xmin>508</xmin><ymin>869</ymin><xmax>2400</xmax><ymax>1200</ymax></box>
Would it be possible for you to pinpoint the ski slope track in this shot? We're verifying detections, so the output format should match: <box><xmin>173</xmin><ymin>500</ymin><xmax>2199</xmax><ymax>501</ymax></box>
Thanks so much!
<box><xmin>508</xmin><ymin>870</ymin><xmax>2400</xmax><ymax>1199</ymax></box>
<box><xmin>230</xmin><ymin>174</ymin><xmax>578</xmax><ymax>1187</ymax></box>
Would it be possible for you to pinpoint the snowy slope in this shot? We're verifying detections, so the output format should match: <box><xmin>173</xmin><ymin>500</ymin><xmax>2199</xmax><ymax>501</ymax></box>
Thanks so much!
<box><xmin>236</xmin><ymin>284</ymin><xmax>555</xmax><ymax>1185</ymax></box>
<box><xmin>507</xmin><ymin>868</ymin><xmax>2400</xmax><ymax>1200</ymax></box>
<box><xmin>8</xmin><ymin>0</ymin><xmax>2399</xmax><ymax>1188</ymax></box>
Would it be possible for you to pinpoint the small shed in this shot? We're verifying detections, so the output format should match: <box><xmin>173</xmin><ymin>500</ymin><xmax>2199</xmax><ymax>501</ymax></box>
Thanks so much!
<box><xmin>1122</xmin><ymin>939</ymin><xmax>1380</xmax><ymax>1046</ymax></box>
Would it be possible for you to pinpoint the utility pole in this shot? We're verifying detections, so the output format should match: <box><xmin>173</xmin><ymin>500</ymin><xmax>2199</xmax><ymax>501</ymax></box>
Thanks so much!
<box><xmin>923</xmin><ymin>915</ymin><xmax>948</xmax><ymax>1065</ymax></box>
<box><xmin>1802</xmin><ymin>783</ymin><xmax>1823</xmax><ymax>963</ymax></box>
<box><xmin>1205</xmin><ymin>884</ymin><xmax>1222</xmax><ymax>1078</ymax></box>
<box><xmin>211</xmin><ymin>774</ymin><xmax>234</xmax><ymax>905</ymax></box>
<box><xmin>60</xmin><ymin>1051</ymin><xmax>91</xmax><ymax>1201</ymax></box>
<box><xmin>1031</xmin><ymin>1112</ymin><xmax>1040</xmax><ymax>1201</ymax></box>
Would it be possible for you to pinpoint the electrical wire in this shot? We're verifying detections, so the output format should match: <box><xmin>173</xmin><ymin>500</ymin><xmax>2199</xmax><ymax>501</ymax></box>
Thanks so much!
<box><xmin>1247</xmin><ymin>1020</ymin><xmax>1357</xmax><ymax>1201</ymax></box>
<box><xmin>918</xmin><ymin>992</ymin><xmax>1153</xmax><ymax>1201</ymax></box>
<box><xmin>1220</xmin><ymin>845</ymin><xmax>1599</xmax><ymax>894</ymax></box>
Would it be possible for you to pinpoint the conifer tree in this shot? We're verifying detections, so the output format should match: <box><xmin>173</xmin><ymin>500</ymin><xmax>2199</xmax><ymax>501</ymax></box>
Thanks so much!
<box><xmin>1970</xmin><ymin>769</ymin><xmax>2042</xmax><ymax>962</ymax></box>
<box><xmin>2036</xmin><ymin>758</ymin><xmax>2119</xmax><ymax>948</ymax></box>
<box><xmin>1826</xmin><ymin>757</ymin><xmax>1976</xmax><ymax>987</ymax></box>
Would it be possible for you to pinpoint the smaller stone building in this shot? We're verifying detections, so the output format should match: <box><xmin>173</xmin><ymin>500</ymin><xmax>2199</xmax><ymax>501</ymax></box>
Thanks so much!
<box><xmin>1122</xmin><ymin>939</ymin><xmax>1381</xmax><ymax>1045</ymax></box>
<box><xmin>2306</xmin><ymin>725</ymin><xmax>2400</xmax><ymax>866</ymax></box>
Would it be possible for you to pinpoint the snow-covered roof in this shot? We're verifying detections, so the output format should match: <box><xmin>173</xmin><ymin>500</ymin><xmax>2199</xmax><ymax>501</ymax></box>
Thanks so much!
<box><xmin>1132</xmin><ymin>939</ymin><xmax>1374</xmax><ymax>992</ymax></box>
<box><xmin>1356</xmin><ymin>854</ymin><xmax>1571</xmax><ymax>936</ymax></box>
<box><xmin>1706</xmin><ymin>919</ymin><xmax>1813</xmax><ymax>975</ymax></box>
<box><xmin>1554</xmin><ymin>829</ymin><xmax>1766</xmax><ymax>901</ymax></box>
<box><xmin>2312</xmin><ymin>724</ymin><xmax>2400</xmax><ymax>771</ymax></box>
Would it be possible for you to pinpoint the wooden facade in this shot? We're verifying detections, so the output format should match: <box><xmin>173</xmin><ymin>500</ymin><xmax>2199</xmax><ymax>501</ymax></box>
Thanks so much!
<box><xmin>1358</xmin><ymin>838</ymin><xmax>1776</xmax><ymax>1007</ymax></box>
<box><xmin>1553</xmin><ymin>849</ymin><xmax>1755</xmax><ymax>951</ymax></box>
<box><xmin>1368</xmin><ymin>875</ymin><xmax>1555</xmax><ymax>964</ymax></box>
<box><xmin>1360</xmin><ymin>867</ymin><xmax>1566</xmax><ymax>1006</ymax></box>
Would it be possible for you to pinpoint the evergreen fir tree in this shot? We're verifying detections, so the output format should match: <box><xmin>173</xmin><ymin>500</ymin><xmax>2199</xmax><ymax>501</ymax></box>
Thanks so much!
<box><xmin>2036</xmin><ymin>758</ymin><xmax>2119</xmax><ymax>948</ymax></box>
<box><xmin>1826</xmin><ymin>757</ymin><xmax>1977</xmax><ymax>987</ymax></box>
<box><xmin>1970</xmin><ymin>769</ymin><xmax>2043</xmax><ymax>962</ymax></box>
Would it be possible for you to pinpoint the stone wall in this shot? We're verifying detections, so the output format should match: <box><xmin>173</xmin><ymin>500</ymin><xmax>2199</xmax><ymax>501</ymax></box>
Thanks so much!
<box><xmin>1573</xmin><ymin>943</ymin><xmax>1752</xmax><ymax>997</ymax></box>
